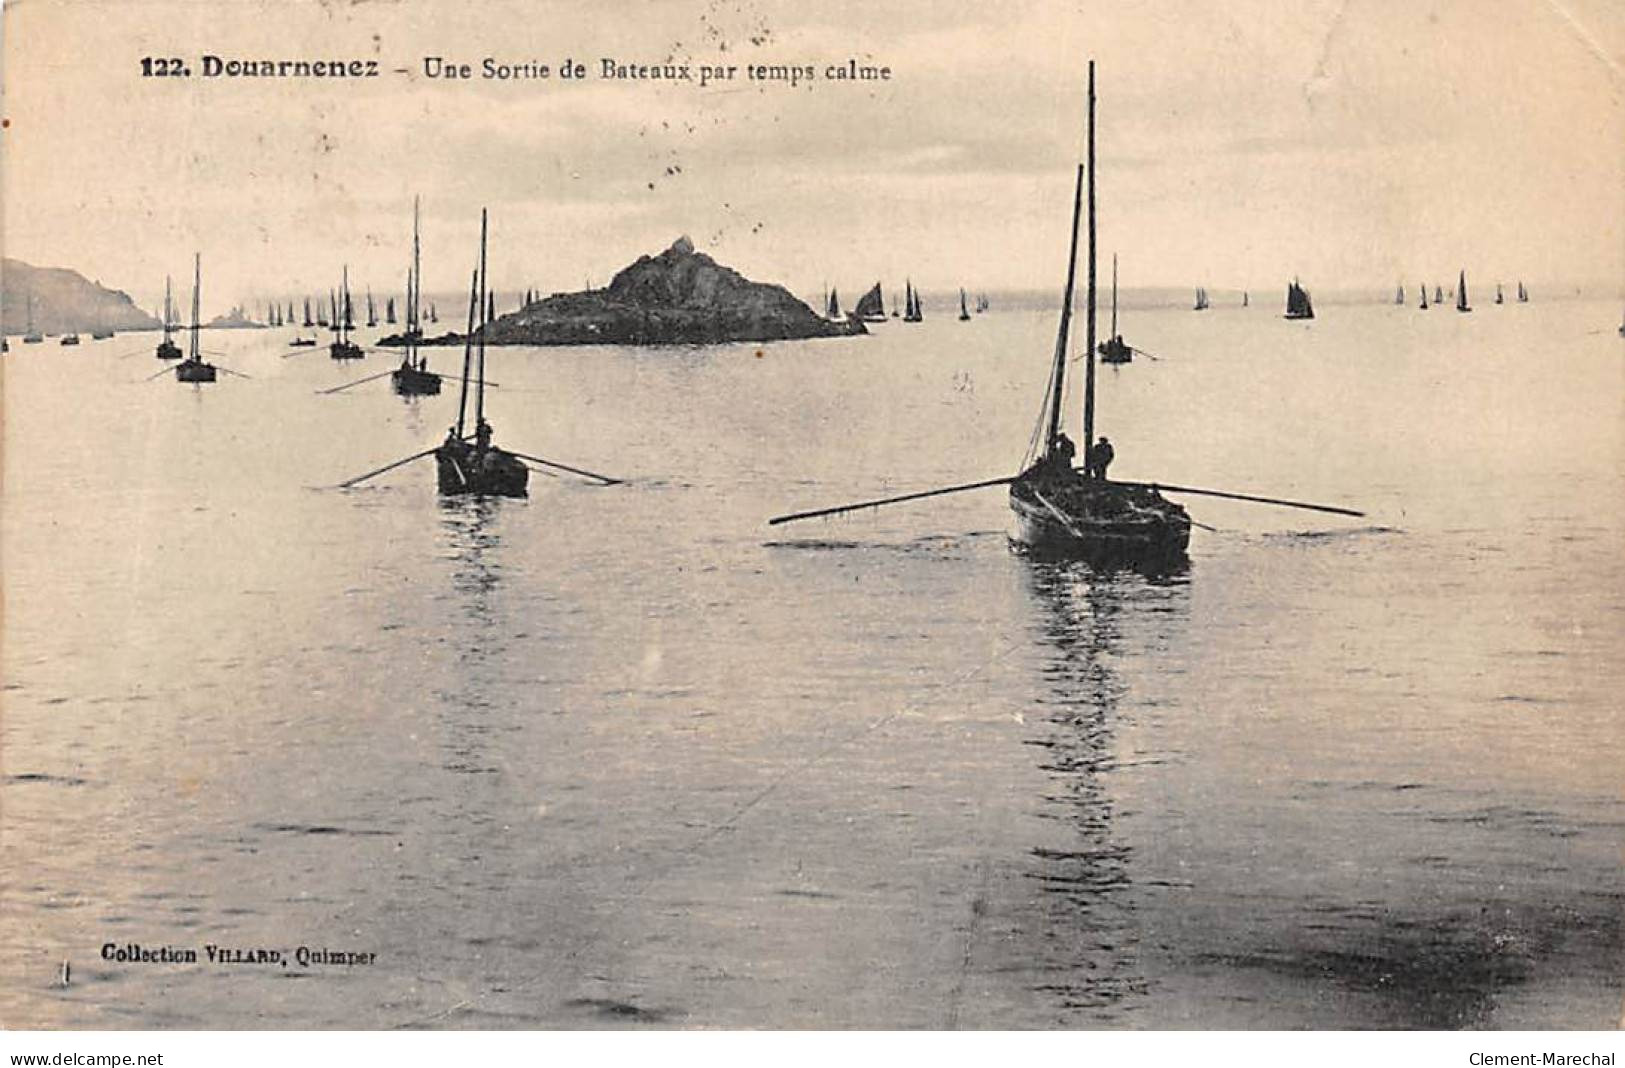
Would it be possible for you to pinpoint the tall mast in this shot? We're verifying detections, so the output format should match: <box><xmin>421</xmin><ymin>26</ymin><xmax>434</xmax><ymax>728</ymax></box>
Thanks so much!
<box><xmin>410</xmin><ymin>195</ymin><xmax>422</xmax><ymax>363</ymax></box>
<box><xmin>1043</xmin><ymin>163</ymin><xmax>1085</xmax><ymax>454</ymax></box>
<box><xmin>189</xmin><ymin>253</ymin><xmax>201</xmax><ymax>361</ymax></box>
<box><xmin>476</xmin><ymin>208</ymin><xmax>488</xmax><ymax>428</ymax></box>
<box><xmin>341</xmin><ymin>266</ymin><xmax>351</xmax><ymax>342</ymax></box>
<box><xmin>1081</xmin><ymin>60</ymin><xmax>1098</xmax><ymax>456</ymax></box>
<box><xmin>455</xmin><ymin>269</ymin><xmax>477</xmax><ymax>437</ymax></box>
<box><xmin>1110</xmin><ymin>253</ymin><xmax>1118</xmax><ymax>338</ymax></box>
<box><xmin>163</xmin><ymin>276</ymin><xmax>173</xmax><ymax>341</ymax></box>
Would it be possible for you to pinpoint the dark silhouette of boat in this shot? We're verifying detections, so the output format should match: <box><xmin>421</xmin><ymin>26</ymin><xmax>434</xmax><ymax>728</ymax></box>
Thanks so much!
<box><xmin>976</xmin><ymin>293</ymin><xmax>989</xmax><ymax>314</ymax></box>
<box><xmin>436</xmin><ymin>211</ymin><xmax>526</xmax><ymax>498</ymax></box>
<box><xmin>1192</xmin><ymin>286</ymin><xmax>1209</xmax><ymax>311</ymax></box>
<box><xmin>1097</xmin><ymin>254</ymin><xmax>1132</xmax><ymax>364</ymax></box>
<box><xmin>852</xmin><ymin>283</ymin><xmax>886</xmax><ymax>323</ymax></box>
<box><xmin>60</xmin><ymin>332</ymin><xmax>80</xmax><ymax>346</ymax></box>
<box><xmin>1008</xmin><ymin>63</ymin><xmax>1189</xmax><ymax>562</ymax></box>
<box><xmin>902</xmin><ymin>280</ymin><xmax>923</xmax><ymax>322</ymax></box>
<box><xmin>393</xmin><ymin>198</ymin><xmax>442</xmax><ymax>397</ymax></box>
<box><xmin>1517</xmin><ymin>281</ymin><xmax>1529</xmax><ymax>303</ymax></box>
<box><xmin>958</xmin><ymin>287</ymin><xmax>971</xmax><ymax>321</ymax></box>
<box><xmin>1434</xmin><ymin>284</ymin><xmax>1444</xmax><ymax>304</ymax></box>
<box><xmin>825</xmin><ymin>287</ymin><xmax>842</xmax><ymax>321</ymax></box>
<box><xmin>329</xmin><ymin>267</ymin><xmax>363</xmax><ymax>359</ymax></box>
<box><xmin>1495</xmin><ymin>283</ymin><xmax>1504</xmax><ymax>305</ymax></box>
<box><xmin>155</xmin><ymin>277</ymin><xmax>183</xmax><ymax>357</ymax></box>
<box><xmin>1395</xmin><ymin>284</ymin><xmax>1405</xmax><ymax>305</ymax></box>
<box><xmin>1284</xmin><ymin>279</ymin><xmax>1314</xmax><ymax>320</ymax></box>
<box><xmin>1456</xmin><ymin>270</ymin><xmax>1472</xmax><ymax>313</ymax></box>
<box><xmin>174</xmin><ymin>254</ymin><xmax>216</xmax><ymax>383</ymax></box>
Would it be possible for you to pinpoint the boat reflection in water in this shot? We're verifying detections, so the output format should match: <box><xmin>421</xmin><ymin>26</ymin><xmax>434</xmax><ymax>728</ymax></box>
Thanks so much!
<box><xmin>1014</xmin><ymin>555</ymin><xmax>1190</xmax><ymax>1021</ymax></box>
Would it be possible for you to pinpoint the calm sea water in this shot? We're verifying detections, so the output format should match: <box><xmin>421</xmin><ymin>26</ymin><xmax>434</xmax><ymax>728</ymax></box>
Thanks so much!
<box><xmin>2</xmin><ymin>298</ymin><xmax>1621</xmax><ymax>1029</ymax></box>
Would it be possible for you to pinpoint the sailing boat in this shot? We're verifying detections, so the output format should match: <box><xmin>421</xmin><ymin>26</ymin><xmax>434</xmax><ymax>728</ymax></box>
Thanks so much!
<box><xmin>1007</xmin><ymin>65</ymin><xmax>1188</xmax><ymax>560</ymax></box>
<box><xmin>1284</xmin><ymin>279</ymin><xmax>1315</xmax><ymax>320</ymax></box>
<box><xmin>428</xmin><ymin>302</ymin><xmax>438</xmax><ymax>324</ymax></box>
<box><xmin>852</xmin><ymin>283</ymin><xmax>886</xmax><ymax>323</ymax></box>
<box><xmin>1419</xmin><ymin>284</ymin><xmax>1429</xmax><ymax>310</ymax></box>
<box><xmin>436</xmin><ymin>211</ymin><xmax>528</xmax><ymax>497</ymax></box>
<box><xmin>1434</xmin><ymin>284</ymin><xmax>1444</xmax><ymax>304</ymax></box>
<box><xmin>1193</xmin><ymin>287</ymin><xmax>1209</xmax><ymax>311</ymax></box>
<box><xmin>766</xmin><ymin>62</ymin><xmax>1363</xmax><ymax>552</ymax></box>
<box><xmin>976</xmin><ymin>293</ymin><xmax>989</xmax><ymax>314</ymax></box>
<box><xmin>1495</xmin><ymin>283</ymin><xmax>1504</xmax><ymax>305</ymax></box>
<box><xmin>826</xmin><ymin>287</ymin><xmax>842</xmax><ymax>321</ymax></box>
<box><xmin>330</xmin><ymin>268</ymin><xmax>363</xmax><ymax>359</ymax></box>
<box><xmin>1242</xmin><ymin>290</ymin><xmax>1249</xmax><ymax>308</ymax></box>
<box><xmin>367</xmin><ymin>289</ymin><xmax>378</xmax><ymax>327</ymax></box>
<box><xmin>156</xmin><ymin>278</ymin><xmax>182</xmax><ymax>358</ymax></box>
<box><xmin>1395</xmin><ymin>284</ymin><xmax>1405</xmax><ymax>305</ymax></box>
<box><xmin>958</xmin><ymin>287</ymin><xmax>971</xmax><ymax>321</ymax></box>
<box><xmin>393</xmin><ymin>197</ymin><xmax>441</xmax><ymax>396</ymax></box>
<box><xmin>1456</xmin><ymin>270</ymin><xmax>1471</xmax><ymax>313</ymax></box>
<box><xmin>1098</xmin><ymin>254</ymin><xmax>1132</xmax><ymax>364</ymax></box>
<box><xmin>302</xmin><ymin>298</ymin><xmax>314</xmax><ymax>327</ymax></box>
<box><xmin>22</xmin><ymin>296</ymin><xmax>43</xmax><ymax>343</ymax></box>
<box><xmin>903</xmin><ymin>280</ymin><xmax>923</xmax><ymax>322</ymax></box>
<box><xmin>1517</xmin><ymin>281</ymin><xmax>1529</xmax><ymax>303</ymax></box>
<box><xmin>175</xmin><ymin>254</ymin><xmax>217</xmax><ymax>383</ymax></box>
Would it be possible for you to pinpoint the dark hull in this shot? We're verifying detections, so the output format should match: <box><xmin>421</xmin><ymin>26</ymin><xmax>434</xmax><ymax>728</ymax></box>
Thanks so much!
<box><xmin>60</xmin><ymin>335</ymin><xmax>80</xmax><ymax>346</ymax></box>
<box><xmin>330</xmin><ymin>341</ymin><xmax>363</xmax><ymax>360</ymax></box>
<box><xmin>1098</xmin><ymin>340</ymin><xmax>1132</xmax><ymax>364</ymax></box>
<box><xmin>392</xmin><ymin>367</ymin><xmax>442</xmax><ymax>396</ymax></box>
<box><xmin>156</xmin><ymin>341</ymin><xmax>182</xmax><ymax>359</ymax></box>
<box><xmin>1283</xmin><ymin>311</ymin><xmax>1314</xmax><ymax>320</ymax></box>
<box><xmin>175</xmin><ymin>360</ymin><xmax>217</xmax><ymax>383</ymax></box>
<box><xmin>1009</xmin><ymin>471</ymin><xmax>1190</xmax><ymax>564</ymax></box>
<box><xmin>435</xmin><ymin>444</ymin><xmax>528</xmax><ymax>498</ymax></box>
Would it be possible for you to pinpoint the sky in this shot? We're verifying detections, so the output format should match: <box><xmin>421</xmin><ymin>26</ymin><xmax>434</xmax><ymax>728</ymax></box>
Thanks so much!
<box><xmin>2</xmin><ymin>0</ymin><xmax>1622</xmax><ymax>315</ymax></box>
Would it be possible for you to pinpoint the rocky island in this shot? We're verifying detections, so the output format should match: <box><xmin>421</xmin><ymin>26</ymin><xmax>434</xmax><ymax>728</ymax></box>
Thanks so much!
<box><xmin>387</xmin><ymin>237</ymin><xmax>864</xmax><ymax>348</ymax></box>
<box><xmin>2</xmin><ymin>258</ymin><xmax>161</xmax><ymax>336</ymax></box>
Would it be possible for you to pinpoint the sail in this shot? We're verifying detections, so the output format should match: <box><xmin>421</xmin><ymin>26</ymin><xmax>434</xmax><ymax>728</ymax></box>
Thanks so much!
<box><xmin>1395</xmin><ymin>284</ymin><xmax>1404</xmax><ymax>305</ymax></box>
<box><xmin>826</xmin><ymin>288</ymin><xmax>841</xmax><ymax>319</ymax></box>
<box><xmin>959</xmin><ymin>288</ymin><xmax>970</xmax><ymax>320</ymax></box>
<box><xmin>1456</xmin><ymin>271</ymin><xmax>1470</xmax><ymax>312</ymax></box>
<box><xmin>852</xmin><ymin>283</ymin><xmax>884</xmax><ymax>321</ymax></box>
<box><xmin>1285</xmin><ymin>280</ymin><xmax>1314</xmax><ymax>319</ymax></box>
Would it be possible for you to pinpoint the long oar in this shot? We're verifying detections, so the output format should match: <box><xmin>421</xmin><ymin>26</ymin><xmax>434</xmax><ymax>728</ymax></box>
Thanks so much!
<box><xmin>317</xmin><ymin>368</ymin><xmax>395</xmax><ymax>395</ymax></box>
<box><xmin>506</xmin><ymin>450</ymin><xmax>622</xmax><ymax>486</ymax></box>
<box><xmin>1133</xmin><ymin>481</ymin><xmax>1364</xmax><ymax>517</ymax></box>
<box><xmin>142</xmin><ymin>364</ymin><xmax>177</xmax><ymax>382</ymax></box>
<box><xmin>216</xmin><ymin>365</ymin><xmax>252</xmax><ymax>379</ymax></box>
<box><xmin>768</xmin><ymin>475</ymin><xmax>1016</xmax><ymax>526</ymax></box>
<box><xmin>335</xmin><ymin>448</ymin><xmax>439</xmax><ymax>489</ymax></box>
<box><xmin>1129</xmin><ymin>346</ymin><xmax>1162</xmax><ymax>361</ymax></box>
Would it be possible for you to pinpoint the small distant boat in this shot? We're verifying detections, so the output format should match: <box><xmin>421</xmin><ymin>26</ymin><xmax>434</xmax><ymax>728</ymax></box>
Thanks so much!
<box><xmin>330</xmin><ymin>267</ymin><xmax>363</xmax><ymax>359</ymax></box>
<box><xmin>1517</xmin><ymin>281</ymin><xmax>1529</xmax><ymax>303</ymax></box>
<box><xmin>958</xmin><ymin>287</ymin><xmax>971</xmax><ymax>321</ymax></box>
<box><xmin>1495</xmin><ymin>283</ymin><xmax>1504</xmax><ymax>305</ymax></box>
<box><xmin>976</xmin><ymin>293</ymin><xmax>989</xmax><ymax>314</ymax></box>
<box><xmin>1284</xmin><ymin>278</ymin><xmax>1314</xmax><ymax>320</ymax></box>
<box><xmin>428</xmin><ymin>302</ymin><xmax>438</xmax><ymax>324</ymax></box>
<box><xmin>1242</xmin><ymin>290</ymin><xmax>1249</xmax><ymax>308</ymax></box>
<box><xmin>289</xmin><ymin>335</ymin><xmax>317</xmax><ymax>347</ymax></box>
<box><xmin>302</xmin><ymin>298</ymin><xmax>315</xmax><ymax>328</ymax></box>
<box><xmin>385</xmin><ymin>296</ymin><xmax>397</xmax><ymax>325</ymax></box>
<box><xmin>92</xmin><ymin>328</ymin><xmax>113</xmax><ymax>340</ymax></box>
<box><xmin>1434</xmin><ymin>284</ymin><xmax>1444</xmax><ymax>304</ymax></box>
<box><xmin>175</xmin><ymin>254</ymin><xmax>217</xmax><ymax>383</ymax></box>
<box><xmin>1456</xmin><ymin>270</ymin><xmax>1471</xmax><ymax>313</ymax></box>
<box><xmin>1419</xmin><ymin>284</ymin><xmax>1429</xmax><ymax>310</ymax></box>
<box><xmin>1395</xmin><ymin>284</ymin><xmax>1405</xmax><ymax>305</ymax></box>
<box><xmin>902</xmin><ymin>280</ymin><xmax>923</xmax><ymax>322</ymax></box>
<box><xmin>60</xmin><ymin>332</ymin><xmax>80</xmax><ymax>346</ymax></box>
<box><xmin>825</xmin><ymin>287</ymin><xmax>842</xmax><ymax>321</ymax></box>
<box><xmin>1097</xmin><ymin>254</ymin><xmax>1131</xmax><ymax>364</ymax></box>
<box><xmin>1193</xmin><ymin>286</ymin><xmax>1209</xmax><ymax>311</ymax></box>
<box><xmin>852</xmin><ymin>283</ymin><xmax>886</xmax><ymax>323</ymax></box>
<box><xmin>393</xmin><ymin>198</ymin><xmax>442</xmax><ymax>397</ymax></box>
<box><xmin>156</xmin><ymin>277</ymin><xmax>182</xmax><ymax>358</ymax></box>
<box><xmin>367</xmin><ymin>289</ymin><xmax>378</xmax><ymax>328</ymax></box>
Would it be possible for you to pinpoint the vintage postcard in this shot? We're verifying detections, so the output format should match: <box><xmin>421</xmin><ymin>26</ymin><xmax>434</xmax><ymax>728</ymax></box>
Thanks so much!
<box><xmin>1</xmin><ymin>0</ymin><xmax>1622</xmax><ymax>1034</ymax></box>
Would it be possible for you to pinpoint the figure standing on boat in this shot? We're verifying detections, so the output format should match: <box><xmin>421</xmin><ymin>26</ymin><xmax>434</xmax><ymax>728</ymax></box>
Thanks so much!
<box><xmin>1086</xmin><ymin>436</ymin><xmax>1114</xmax><ymax>480</ymax></box>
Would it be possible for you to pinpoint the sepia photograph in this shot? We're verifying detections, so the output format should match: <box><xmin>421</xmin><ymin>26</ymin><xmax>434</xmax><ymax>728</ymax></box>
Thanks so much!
<box><xmin>1</xmin><ymin>0</ymin><xmax>1622</xmax><ymax>1039</ymax></box>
